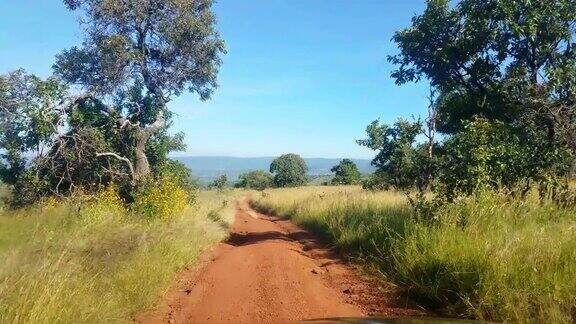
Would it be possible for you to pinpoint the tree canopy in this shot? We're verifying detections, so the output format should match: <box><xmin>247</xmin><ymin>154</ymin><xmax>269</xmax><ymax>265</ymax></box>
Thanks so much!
<box><xmin>269</xmin><ymin>154</ymin><xmax>308</xmax><ymax>187</ymax></box>
<box><xmin>330</xmin><ymin>159</ymin><xmax>361</xmax><ymax>185</ymax></box>
<box><xmin>0</xmin><ymin>0</ymin><xmax>226</xmax><ymax>206</ymax></box>
<box><xmin>361</xmin><ymin>0</ymin><xmax>576</xmax><ymax>202</ymax></box>
<box><xmin>55</xmin><ymin>0</ymin><xmax>226</xmax><ymax>182</ymax></box>
<box><xmin>390</xmin><ymin>0</ymin><xmax>576</xmax><ymax>154</ymax></box>
<box><xmin>235</xmin><ymin>170</ymin><xmax>273</xmax><ymax>190</ymax></box>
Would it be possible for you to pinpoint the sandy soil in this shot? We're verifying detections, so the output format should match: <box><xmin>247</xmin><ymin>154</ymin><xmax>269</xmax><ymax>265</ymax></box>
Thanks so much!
<box><xmin>139</xmin><ymin>198</ymin><xmax>425</xmax><ymax>323</ymax></box>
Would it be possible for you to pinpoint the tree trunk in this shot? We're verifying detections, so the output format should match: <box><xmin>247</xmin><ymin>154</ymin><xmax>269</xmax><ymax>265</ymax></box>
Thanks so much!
<box><xmin>134</xmin><ymin>130</ymin><xmax>151</xmax><ymax>181</ymax></box>
<box><xmin>132</xmin><ymin>110</ymin><xmax>166</xmax><ymax>182</ymax></box>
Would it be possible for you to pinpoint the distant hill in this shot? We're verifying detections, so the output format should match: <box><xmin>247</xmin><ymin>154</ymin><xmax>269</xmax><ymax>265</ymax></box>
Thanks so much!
<box><xmin>174</xmin><ymin>156</ymin><xmax>374</xmax><ymax>183</ymax></box>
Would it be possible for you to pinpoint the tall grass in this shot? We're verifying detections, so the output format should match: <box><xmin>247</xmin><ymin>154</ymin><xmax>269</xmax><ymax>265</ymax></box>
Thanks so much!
<box><xmin>0</xmin><ymin>189</ymin><xmax>241</xmax><ymax>323</ymax></box>
<box><xmin>253</xmin><ymin>186</ymin><xmax>576</xmax><ymax>322</ymax></box>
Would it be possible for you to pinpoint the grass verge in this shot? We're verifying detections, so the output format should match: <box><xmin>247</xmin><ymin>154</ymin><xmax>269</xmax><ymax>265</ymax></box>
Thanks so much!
<box><xmin>0</xmin><ymin>189</ymin><xmax>241</xmax><ymax>323</ymax></box>
<box><xmin>253</xmin><ymin>186</ymin><xmax>576</xmax><ymax>322</ymax></box>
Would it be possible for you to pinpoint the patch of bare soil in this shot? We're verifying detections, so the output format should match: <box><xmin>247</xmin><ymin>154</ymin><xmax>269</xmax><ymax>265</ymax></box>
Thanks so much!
<box><xmin>138</xmin><ymin>198</ymin><xmax>426</xmax><ymax>323</ymax></box>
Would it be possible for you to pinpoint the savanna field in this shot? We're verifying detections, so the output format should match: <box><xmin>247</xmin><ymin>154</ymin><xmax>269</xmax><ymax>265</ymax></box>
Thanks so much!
<box><xmin>2</xmin><ymin>0</ymin><xmax>576</xmax><ymax>323</ymax></box>
<box><xmin>0</xmin><ymin>185</ymin><xmax>242</xmax><ymax>323</ymax></box>
<box><xmin>253</xmin><ymin>186</ymin><xmax>576</xmax><ymax>322</ymax></box>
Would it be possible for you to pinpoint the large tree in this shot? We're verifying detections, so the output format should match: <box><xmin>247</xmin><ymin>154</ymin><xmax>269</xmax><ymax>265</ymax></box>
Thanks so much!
<box><xmin>330</xmin><ymin>159</ymin><xmax>361</xmax><ymax>185</ymax></box>
<box><xmin>270</xmin><ymin>154</ymin><xmax>308</xmax><ymax>187</ymax></box>
<box><xmin>54</xmin><ymin>0</ymin><xmax>226</xmax><ymax>183</ymax></box>
<box><xmin>389</xmin><ymin>0</ymin><xmax>576</xmax><ymax>155</ymax></box>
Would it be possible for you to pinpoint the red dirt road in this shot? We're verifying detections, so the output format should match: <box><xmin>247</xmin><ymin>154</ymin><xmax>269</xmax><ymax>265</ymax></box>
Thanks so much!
<box><xmin>140</xmin><ymin>199</ymin><xmax>424</xmax><ymax>323</ymax></box>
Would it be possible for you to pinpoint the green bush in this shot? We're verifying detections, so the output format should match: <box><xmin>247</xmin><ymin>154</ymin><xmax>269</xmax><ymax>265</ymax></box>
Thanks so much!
<box><xmin>208</xmin><ymin>174</ymin><xmax>228</xmax><ymax>190</ymax></box>
<box><xmin>235</xmin><ymin>170</ymin><xmax>273</xmax><ymax>190</ymax></box>
<box><xmin>155</xmin><ymin>159</ymin><xmax>199</xmax><ymax>201</ymax></box>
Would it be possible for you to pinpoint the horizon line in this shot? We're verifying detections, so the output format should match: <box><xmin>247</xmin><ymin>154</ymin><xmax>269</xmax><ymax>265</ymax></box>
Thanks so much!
<box><xmin>170</xmin><ymin>154</ymin><xmax>373</xmax><ymax>160</ymax></box>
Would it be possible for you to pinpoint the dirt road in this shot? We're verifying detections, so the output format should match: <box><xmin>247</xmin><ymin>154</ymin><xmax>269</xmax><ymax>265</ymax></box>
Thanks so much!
<box><xmin>141</xmin><ymin>199</ymin><xmax>424</xmax><ymax>323</ymax></box>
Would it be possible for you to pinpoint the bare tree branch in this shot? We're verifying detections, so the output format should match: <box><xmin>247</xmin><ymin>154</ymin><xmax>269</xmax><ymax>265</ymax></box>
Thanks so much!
<box><xmin>96</xmin><ymin>152</ymin><xmax>135</xmax><ymax>181</ymax></box>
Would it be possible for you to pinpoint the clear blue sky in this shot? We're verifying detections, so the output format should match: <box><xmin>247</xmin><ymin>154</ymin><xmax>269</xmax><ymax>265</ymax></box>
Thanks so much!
<box><xmin>0</xmin><ymin>0</ymin><xmax>429</xmax><ymax>159</ymax></box>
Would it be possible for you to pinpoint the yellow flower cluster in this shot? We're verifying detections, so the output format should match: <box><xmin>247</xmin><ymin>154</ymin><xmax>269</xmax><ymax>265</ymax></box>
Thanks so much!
<box><xmin>132</xmin><ymin>177</ymin><xmax>189</xmax><ymax>219</ymax></box>
<box><xmin>82</xmin><ymin>185</ymin><xmax>125</xmax><ymax>219</ymax></box>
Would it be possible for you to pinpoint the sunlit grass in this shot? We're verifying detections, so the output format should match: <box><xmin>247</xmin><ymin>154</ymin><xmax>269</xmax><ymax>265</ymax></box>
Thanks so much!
<box><xmin>254</xmin><ymin>186</ymin><xmax>576</xmax><ymax>323</ymax></box>
<box><xmin>0</xmin><ymin>189</ymin><xmax>243</xmax><ymax>323</ymax></box>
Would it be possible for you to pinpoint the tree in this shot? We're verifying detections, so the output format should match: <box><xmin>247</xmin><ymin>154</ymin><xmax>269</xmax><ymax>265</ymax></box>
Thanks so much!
<box><xmin>269</xmin><ymin>154</ymin><xmax>308</xmax><ymax>187</ymax></box>
<box><xmin>54</xmin><ymin>0</ymin><xmax>226</xmax><ymax>183</ymax></box>
<box><xmin>357</xmin><ymin>119</ymin><xmax>436</xmax><ymax>191</ymax></box>
<box><xmin>330</xmin><ymin>159</ymin><xmax>361</xmax><ymax>185</ymax></box>
<box><xmin>389</xmin><ymin>0</ymin><xmax>576</xmax><ymax>156</ymax></box>
<box><xmin>235</xmin><ymin>170</ymin><xmax>273</xmax><ymax>190</ymax></box>
<box><xmin>209</xmin><ymin>174</ymin><xmax>228</xmax><ymax>190</ymax></box>
<box><xmin>0</xmin><ymin>70</ymin><xmax>80</xmax><ymax>205</ymax></box>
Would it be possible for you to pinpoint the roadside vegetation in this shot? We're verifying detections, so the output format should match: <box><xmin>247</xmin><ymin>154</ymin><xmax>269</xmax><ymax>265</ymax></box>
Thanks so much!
<box><xmin>0</xmin><ymin>1</ymin><xmax>236</xmax><ymax>323</ymax></box>
<box><xmin>0</xmin><ymin>187</ymin><xmax>240</xmax><ymax>323</ymax></box>
<box><xmin>255</xmin><ymin>1</ymin><xmax>576</xmax><ymax>322</ymax></box>
<box><xmin>253</xmin><ymin>186</ymin><xmax>576</xmax><ymax>322</ymax></box>
<box><xmin>1</xmin><ymin>0</ymin><xmax>575</xmax><ymax>322</ymax></box>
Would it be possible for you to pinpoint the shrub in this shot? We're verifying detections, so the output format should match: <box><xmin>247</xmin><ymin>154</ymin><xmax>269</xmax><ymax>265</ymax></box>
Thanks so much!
<box><xmin>155</xmin><ymin>159</ymin><xmax>199</xmax><ymax>202</ymax></box>
<box><xmin>438</xmin><ymin>118</ymin><xmax>573</xmax><ymax>202</ymax></box>
<box><xmin>208</xmin><ymin>174</ymin><xmax>228</xmax><ymax>191</ymax></box>
<box><xmin>132</xmin><ymin>177</ymin><xmax>190</xmax><ymax>219</ymax></box>
<box><xmin>81</xmin><ymin>185</ymin><xmax>125</xmax><ymax>220</ymax></box>
<box><xmin>235</xmin><ymin>170</ymin><xmax>273</xmax><ymax>190</ymax></box>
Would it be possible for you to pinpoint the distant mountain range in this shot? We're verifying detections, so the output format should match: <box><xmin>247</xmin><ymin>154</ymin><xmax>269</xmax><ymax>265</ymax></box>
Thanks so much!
<box><xmin>174</xmin><ymin>156</ymin><xmax>375</xmax><ymax>183</ymax></box>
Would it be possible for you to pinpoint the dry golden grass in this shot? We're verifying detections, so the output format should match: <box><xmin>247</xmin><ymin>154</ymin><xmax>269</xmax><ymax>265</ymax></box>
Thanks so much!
<box><xmin>254</xmin><ymin>186</ymin><xmax>576</xmax><ymax>322</ymax></box>
<box><xmin>0</xmin><ymin>189</ymin><xmax>244</xmax><ymax>323</ymax></box>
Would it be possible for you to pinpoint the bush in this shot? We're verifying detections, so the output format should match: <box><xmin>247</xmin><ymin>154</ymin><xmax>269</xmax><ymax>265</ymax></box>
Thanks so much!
<box><xmin>439</xmin><ymin>118</ymin><xmax>572</xmax><ymax>201</ymax></box>
<box><xmin>155</xmin><ymin>159</ymin><xmax>199</xmax><ymax>201</ymax></box>
<box><xmin>235</xmin><ymin>170</ymin><xmax>273</xmax><ymax>190</ymax></box>
<box><xmin>81</xmin><ymin>185</ymin><xmax>125</xmax><ymax>220</ymax></box>
<box><xmin>132</xmin><ymin>177</ymin><xmax>190</xmax><ymax>219</ymax></box>
<box><xmin>362</xmin><ymin>170</ymin><xmax>391</xmax><ymax>190</ymax></box>
<box><xmin>208</xmin><ymin>174</ymin><xmax>228</xmax><ymax>190</ymax></box>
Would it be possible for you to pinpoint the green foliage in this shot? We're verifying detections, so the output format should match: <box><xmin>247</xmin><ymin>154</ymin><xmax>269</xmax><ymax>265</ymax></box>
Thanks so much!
<box><xmin>235</xmin><ymin>170</ymin><xmax>273</xmax><ymax>190</ymax></box>
<box><xmin>269</xmin><ymin>153</ymin><xmax>308</xmax><ymax>187</ymax></box>
<box><xmin>54</xmin><ymin>0</ymin><xmax>226</xmax><ymax>182</ymax></box>
<box><xmin>330</xmin><ymin>159</ymin><xmax>361</xmax><ymax>185</ymax></box>
<box><xmin>57</xmin><ymin>0</ymin><xmax>225</xmax><ymax>99</ymax></box>
<box><xmin>208</xmin><ymin>174</ymin><xmax>228</xmax><ymax>191</ymax></box>
<box><xmin>155</xmin><ymin>159</ymin><xmax>199</xmax><ymax>197</ymax></box>
<box><xmin>440</xmin><ymin>118</ymin><xmax>572</xmax><ymax>201</ymax></box>
<box><xmin>0</xmin><ymin>0</ymin><xmax>226</xmax><ymax>205</ymax></box>
<box><xmin>357</xmin><ymin>119</ymin><xmax>435</xmax><ymax>191</ymax></box>
<box><xmin>0</xmin><ymin>70</ymin><xmax>67</xmax><ymax>187</ymax></box>
<box><xmin>361</xmin><ymin>170</ymin><xmax>391</xmax><ymax>191</ymax></box>
<box><xmin>390</xmin><ymin>0</ymin><xmax>576</xmax><ymax>153</ymax></box>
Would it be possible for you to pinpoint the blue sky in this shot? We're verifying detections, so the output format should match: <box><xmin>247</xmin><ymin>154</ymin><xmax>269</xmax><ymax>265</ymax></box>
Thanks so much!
<box><xmin>0</xmin><ymin>0</ymin><xmax>429</xmax><ymax>159</ymax></box>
